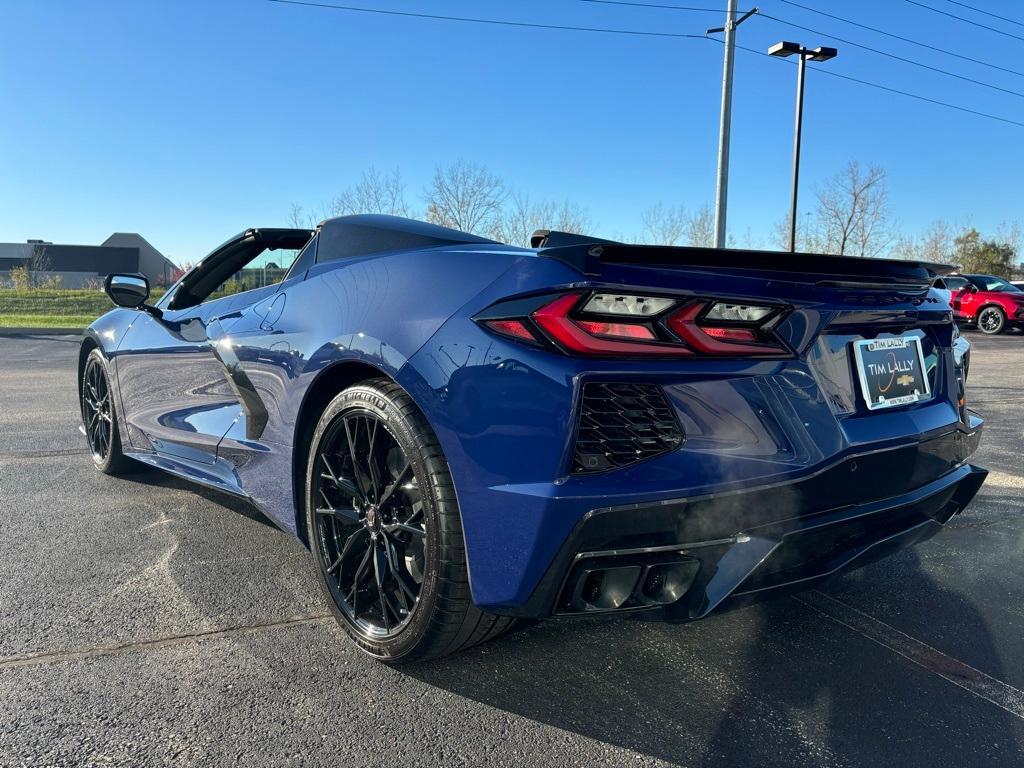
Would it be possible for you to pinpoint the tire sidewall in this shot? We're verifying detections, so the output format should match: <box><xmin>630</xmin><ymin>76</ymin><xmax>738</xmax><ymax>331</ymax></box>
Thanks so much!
<box><xmin>305</xmin><ymin>383</ymin><xmax>444</xmax><ymax>661</ymax></box>
<box><xmin>82</xmin><ymin>348</ymin><xmax>122</xmax><ymax>472</ymax></box>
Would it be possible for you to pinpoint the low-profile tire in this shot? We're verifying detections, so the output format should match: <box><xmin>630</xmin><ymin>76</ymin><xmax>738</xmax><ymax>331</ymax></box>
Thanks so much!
<box><xmin>977</xmin><ymin>306</ymin><xmax>1006</xmax><ymax>335</ymax></box>
<box><xmin>81</xmin><ymin>348</ymin><xmax>134</xmax><ymax>475</ymax></box>
<box><xmin>305</xmin><ymin>378</ymin><xmax>515</xmax><ymax>662</ymax></box>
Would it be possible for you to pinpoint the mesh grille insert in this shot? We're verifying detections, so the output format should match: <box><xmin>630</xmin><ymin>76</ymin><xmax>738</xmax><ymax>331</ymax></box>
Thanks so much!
<box><xmin>572</xmin><ymin>383</ymin><xmax>683</xmax><ymax>474</ymax></box>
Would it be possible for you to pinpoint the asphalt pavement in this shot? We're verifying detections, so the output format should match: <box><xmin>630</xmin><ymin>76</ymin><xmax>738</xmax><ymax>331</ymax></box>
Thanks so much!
<box><xmin>0</xmin><ymin>331</ymin><xmax>1022</xmax><ymax>767</ymax></box>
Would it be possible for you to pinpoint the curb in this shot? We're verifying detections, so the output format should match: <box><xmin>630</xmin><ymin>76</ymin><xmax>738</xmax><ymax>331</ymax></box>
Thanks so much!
<box><xmin>0</xmin><ymin>327</ymin><xmax>84</xmax><ymax>336</ymax></box>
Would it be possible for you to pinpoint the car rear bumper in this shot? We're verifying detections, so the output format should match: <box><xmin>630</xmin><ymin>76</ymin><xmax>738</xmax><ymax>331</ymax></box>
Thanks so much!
<box><xmin>501</xmin><ymin>420</ymin><xmax>986</xmax><ymax>619</ymax></box>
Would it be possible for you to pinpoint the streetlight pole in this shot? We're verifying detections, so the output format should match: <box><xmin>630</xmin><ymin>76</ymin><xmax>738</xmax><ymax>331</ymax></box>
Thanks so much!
<box><xmin>788</xmin><ymin>53</ymin><xmax>806</xmax><ymax>254</ymax></box>
<box><xmin>768</xmin><ymin>41</ymin><xmax>837</xmax><ymax>252</ymax></box>
<box><xmin>708</xmin><ymin>5</ymin><xmax>758</xmax><ymax>249</ymax></box>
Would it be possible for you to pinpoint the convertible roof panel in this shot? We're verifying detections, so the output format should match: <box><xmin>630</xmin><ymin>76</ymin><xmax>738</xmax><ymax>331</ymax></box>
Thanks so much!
<box><xmin>316</xmin><ymin>215</ymin><xmax>499</xmax><ymax>262</ymax></box>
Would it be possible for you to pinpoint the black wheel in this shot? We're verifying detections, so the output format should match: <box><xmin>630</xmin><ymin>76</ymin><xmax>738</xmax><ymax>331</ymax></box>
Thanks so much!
<box><xmin>81</xmin><ymin>348</ymin><xmax>133</xmax><ymax>474</ymax></box>
<box><xmin>977</xmin><ymin>306</ymin><xmax>1005</xmax><ymax>335</ymax></box>
<box><xmin>306</xmin><ymin>378</ymin><xmax>515</xmax><ymax>661</ymax></box>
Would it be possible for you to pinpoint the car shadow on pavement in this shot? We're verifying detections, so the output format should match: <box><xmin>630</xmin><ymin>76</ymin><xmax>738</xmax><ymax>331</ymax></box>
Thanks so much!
<box><xmin>119</xmin><ymin>465</ymin><xmax>279</xmax><ymax>530</ymax></box>
<box><xmin>403</xmin><ymin>552</ymin><xmax>1022</xmax><ymax>767</ymax></box>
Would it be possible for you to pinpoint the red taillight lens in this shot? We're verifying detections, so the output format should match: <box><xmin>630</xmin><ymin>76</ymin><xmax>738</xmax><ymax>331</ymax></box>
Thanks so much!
<box><xmin>531</xmin><ymin>293</ymin><xmax>689</xmax><ymax>357</ymax></box>
<box><xmin>702</xmin><ymin>327</ymin><xmax>758</xmax><ymax>342</ymax></box>
<box><xmin>477</xmin><ymin>292</ymin><xmax>789</xmax><ymax>358</ymax></box>
<box><xmin>484</xmin><ymin>319</ymin><xmax>537</xmax><ymax>342</ymax></box>
<box><xmin>574</xmin><ymin>320</ymin><xmax>657</xmax><ymax>340</ymax></box>
<box><xmin>665</xmin><ymin>303</ymin><xmax>785</xmax><ymax>355</ymax></box>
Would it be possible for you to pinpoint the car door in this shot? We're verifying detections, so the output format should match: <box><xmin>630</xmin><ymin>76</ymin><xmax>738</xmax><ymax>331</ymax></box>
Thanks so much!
<box><xmin>114</xmin><ymin>229</ymin><xmax>312</xmax><ymax>466</ymax></box>
<box><xmin>947</xmin><ymin>277</ymin><xmax>971</xmax><ymax>317</ymax></box>
<box><xmin>953</xmin><ymin>281</ymin><xmax>980</xmax><ymax>319</ymax></box>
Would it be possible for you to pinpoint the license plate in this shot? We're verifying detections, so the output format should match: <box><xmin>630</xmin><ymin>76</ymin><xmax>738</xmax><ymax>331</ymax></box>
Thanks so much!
<box><xmin>853</xmin><ymin>335</ymin><xmax>931</xmax><ymax>411</ymax></box>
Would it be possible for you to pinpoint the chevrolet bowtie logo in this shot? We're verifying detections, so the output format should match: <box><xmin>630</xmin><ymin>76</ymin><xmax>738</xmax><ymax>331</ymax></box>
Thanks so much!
<box><xmin>897</xmin><ymin>374</ymin><xmax>915</xmax><ymax>387</ymax></box>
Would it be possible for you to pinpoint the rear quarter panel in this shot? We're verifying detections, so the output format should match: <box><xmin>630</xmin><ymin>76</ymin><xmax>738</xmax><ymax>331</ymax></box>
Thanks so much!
<box><xmin>220</xmin><ymin>245</ymin><xmax>533</xmax><ymax>533</ymax></box>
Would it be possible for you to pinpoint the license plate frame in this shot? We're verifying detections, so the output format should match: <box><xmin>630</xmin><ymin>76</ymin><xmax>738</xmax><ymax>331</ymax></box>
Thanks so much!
<box><xmin>853</xmin><ymin>335</ymin><xmax>932</xmax><ymax>411</ymax></box>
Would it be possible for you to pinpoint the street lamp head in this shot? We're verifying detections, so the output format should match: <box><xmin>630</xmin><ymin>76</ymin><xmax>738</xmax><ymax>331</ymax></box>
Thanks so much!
<box><xmin>809</xmin><ymin>46</ymin><xmax>838</xmax><ymax>62</ymax></box>
<box><xmin>768</xmin><ymin>41</ymin><xmax>801</xmax><ymax>57</ymax></box>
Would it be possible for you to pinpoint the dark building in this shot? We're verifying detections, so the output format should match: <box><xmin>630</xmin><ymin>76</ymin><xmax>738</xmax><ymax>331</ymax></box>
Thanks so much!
<box><xmin>0</xmin><ymin>233</ymin><xmax>177</xmax><ymax>288</ymax></box>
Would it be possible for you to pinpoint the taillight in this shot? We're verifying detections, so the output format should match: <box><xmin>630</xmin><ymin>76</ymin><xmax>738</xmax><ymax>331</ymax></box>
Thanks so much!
<box><xmin>665</xmin><ymin>302</ymin><xmax>785</xmax><ymax>356</ymax></box>
<box><xmin>476</xmin><ymin>291</ymin><xmax>789</xmax><ymax>358</ymax></box>
<box><xmin>531</xmin><ymin>293</ymin><xmax>686</xmax><ymax>357</ymax></box>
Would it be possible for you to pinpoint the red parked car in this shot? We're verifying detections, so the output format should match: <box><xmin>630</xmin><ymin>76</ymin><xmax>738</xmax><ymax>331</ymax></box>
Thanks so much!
<box><xmin>951</xmin><ymin>274</ymin><xmax>1024</xmax><ymax>334</ymax></box>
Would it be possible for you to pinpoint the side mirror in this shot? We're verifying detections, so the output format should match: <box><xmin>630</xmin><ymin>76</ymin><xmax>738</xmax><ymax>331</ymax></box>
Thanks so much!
<box><xmin>104</xmin><ymin>273</ymin><xmax>150</xmax><ymax>308</ymax></box>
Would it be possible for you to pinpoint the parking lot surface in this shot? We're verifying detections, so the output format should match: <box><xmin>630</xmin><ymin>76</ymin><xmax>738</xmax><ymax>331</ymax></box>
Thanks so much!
<box><xmin>0</xmin><ymin>332</ymin><xmax>1022</xmax><ymax>767</ymax></box>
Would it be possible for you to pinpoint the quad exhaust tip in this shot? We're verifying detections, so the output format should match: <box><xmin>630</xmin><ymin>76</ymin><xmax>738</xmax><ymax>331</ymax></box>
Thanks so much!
<box><xmin>566</xmin><ymin>557</ymin><xmax>701</xmax><ymax>613</ymax></box>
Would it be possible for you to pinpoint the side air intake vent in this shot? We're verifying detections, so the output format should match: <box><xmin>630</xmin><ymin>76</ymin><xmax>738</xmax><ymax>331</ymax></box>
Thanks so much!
<box><xmin>572</xmin><ymin>383</ymin><xmax>683</xmax><ymax>474</ymax></box>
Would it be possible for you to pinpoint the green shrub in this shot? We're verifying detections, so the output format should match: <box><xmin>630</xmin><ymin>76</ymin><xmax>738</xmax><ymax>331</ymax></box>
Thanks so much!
<box><xmin>0</xmin><ymin>287</ymin><xmax>166</xmax><ymax>319</ymax></box>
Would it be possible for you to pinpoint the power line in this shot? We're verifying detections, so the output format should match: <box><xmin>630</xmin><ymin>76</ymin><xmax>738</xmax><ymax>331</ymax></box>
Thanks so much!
<box><xmin>904</xmin><ymin>0</ymin><xmax>1024</xmax><ymax>42</ymax></box>
<box><xmin>583</xmin><ymin>0</ymin><xmax>1024</xmax><ymax>95</ymax></box>
<box><xmin>579</xmin><ymin>0</ymin><xmax>736</xmax><ymax>12</ymax></box>
<box><xmin>728</xmin><ymin>40</ymin><xmax>1024</xmax><ymax>129</ymax></box>
<box><xmin>266</xmin><ymin>0</ymin><xmax>708</xmax><ymax>39</ymax></box>
<box><xmin>759</xmin><ymin>11</ymin><xmax>1024</xmax><ymax>100</ymax></box>
<box><xmin>942</xmin><ymin>0</ymin><xmax>1024</xmax><ymax>29</ymax></box>
<box><xmin>778</xmin><ymin>0</ymin><xmax>1024</xmax><ymax>79</ymax></box>
<box><xmin>270</xmin><ymin>0</ymin><xmax>1024</xmax><ymax>129</ymax></box>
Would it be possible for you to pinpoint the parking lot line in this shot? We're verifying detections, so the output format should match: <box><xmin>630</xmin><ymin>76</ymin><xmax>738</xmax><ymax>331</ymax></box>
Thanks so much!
<box><xmin>796</xmin><ymin>590</ymin><xmax>1024</xmax><ymax>720</ymax></box>
<box><xmin>0</xmin><ymin>448</ymin><xmax>89</xmax><ymax>459</ymax></box>
<box><xmin>0</xmin><ymin>615</ymin><xmax>332</xmax><ymax>671</ymax></box>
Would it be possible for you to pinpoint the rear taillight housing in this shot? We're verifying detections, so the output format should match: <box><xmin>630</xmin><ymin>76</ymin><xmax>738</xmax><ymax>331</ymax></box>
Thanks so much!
<box><xmin>476</xmin><ymin>291</ymin><xmax>789</xmax><ymax>358</ymax></box>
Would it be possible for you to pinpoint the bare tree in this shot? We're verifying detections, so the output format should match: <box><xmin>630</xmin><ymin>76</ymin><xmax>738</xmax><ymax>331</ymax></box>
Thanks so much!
<box><xmin>775</xmin><ymin>212</ymin><xmax>827</xmax><ymax>253</ymax></box>
<box><xmin>330</xmin><ymin>166</ymin><xmax>409</xmax><ymax>217</ymax></box>
<box><xmin>736</xmin><ymin>226</ymin><xmax>764</xmax><ymax>250</ymax></box>
<box><xmin>489</xmin><ymin>193</ymin><xmax>532</xmax><ymax>247</ymax></box>
<box><xmin>545</xmin><ymin>200</ymin><xmax>592</xmax><ymax>236</ymax></box>
<box><xmin>996</xmin><ymin>220</ymin><xmax>1022</xmax><ymax>264</ymax></box>
<box><xmin>686</xmin><ymin>204</ymin><xmax>715</xmax><ymax>248</ymax></box>
<box><xmin>641</xmin><ymin>203</ymin><xmax>715</xmax><ymax>247</ymax></box>
<box><xmin>424</xmin><ymin>160</ymin><xmax>506</xmax><ymax>234</ymax></box>
<box><xmin>641</xmin><ymin>203</ymin><xmax>687</xmax><ymax>245</ymax></box>
<box><xmin>815</xmin><ymin>161</ymin><xmax>891</xmax><ymax>257</ymax></box>
<box><xmin>491</xmin><ymin>195</ymin><xmax>592</xmax><ymax>246</ymax></box>
<box><xmin>891</xmin><ymin>219</ymin><xmax>954</xmax><ymax>262</ymax></box>
<box><xmin>25</xmin><ymin>244</ymin><xmax>58</xmax><ymax>288</ymax></box>
<box><xmin>288</xmin><ymin>203</ymin><xmax>318</xmax><ymax>229</ymax></box>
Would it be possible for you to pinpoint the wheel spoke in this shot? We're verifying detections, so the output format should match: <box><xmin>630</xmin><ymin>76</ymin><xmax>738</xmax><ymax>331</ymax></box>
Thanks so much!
<box><xmin>320</xmin><ymin>454</ymin><xmax>362</xmax><ymax>501</ymax></box>
<box><xmin>372</xmin><ymin>544</ymin><xmax>392</xmax><ymax>631</ymax></box>
<box><xmin>383</xmin><ymin>521</ymin><xmax>425</xmax><ymax>537</ymax></box>
<box><xmin>364</xmin><ymin>417</ymin><xmax>382</xmax><ymax>501</ymax></box>
<box><xmin>348</xmin><ymin>544</ymin><xmax>374</xmax><ymax>614</ymax></box>
<box><xmin>382</xmin><ymin>535</ymin><xmax>418</xmax><ymax>604</ymax></box>
<box><xmin>342</xmin><ymin>417</ymin><xmax>371</xmax><ymax>498</ymax></box>
<box><xmin>316</xmin><ymin>491</ymin><xmax>361</xmax><ymax>525</ymax></box>
<box><xmin>327</xmin><ymin>528</ymin><xmax>368</xmax><ymax>575</ymax></box>
<box><xmin>403</xmin><ymin>501</ymin><xmax>424</xmax><ymax>525</ymax></box>
<box><xmin>378</xmin><ymin>460</ymin><xmax>412</xmax><ymax>506</ymax></box>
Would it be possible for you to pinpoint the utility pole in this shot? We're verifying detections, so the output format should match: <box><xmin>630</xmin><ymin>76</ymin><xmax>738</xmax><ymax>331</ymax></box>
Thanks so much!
<box><xmin>708</xmin><ymin>4</ymin><xmax>757</xmax><ymax>250</ymax></box>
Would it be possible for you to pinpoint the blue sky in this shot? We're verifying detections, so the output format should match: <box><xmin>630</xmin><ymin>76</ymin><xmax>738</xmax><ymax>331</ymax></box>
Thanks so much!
<box><xmin>2</xmin><ymin>0</ymin><xmax>1022</xmax><ymax>265</ymax></box>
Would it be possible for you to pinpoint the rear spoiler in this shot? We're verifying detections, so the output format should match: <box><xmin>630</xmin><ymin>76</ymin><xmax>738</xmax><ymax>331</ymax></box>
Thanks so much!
<box><xmin>532</xmin><ymin>231</ymin><xmax>955</xmax><ymax>288</ymax></box>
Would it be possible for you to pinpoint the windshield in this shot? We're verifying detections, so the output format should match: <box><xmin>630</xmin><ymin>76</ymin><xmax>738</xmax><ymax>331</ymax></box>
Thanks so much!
<box><xmin>967</xmin><ymin>275</ymin><xmax>1022</xmax><ymax>292</ymax></box>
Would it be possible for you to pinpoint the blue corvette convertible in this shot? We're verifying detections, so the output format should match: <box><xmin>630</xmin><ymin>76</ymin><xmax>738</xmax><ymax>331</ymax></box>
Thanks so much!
<box><xmin>80</xmin><ymin>215</ymin><xmax>987</xmax><ymax>660</ymax></box>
